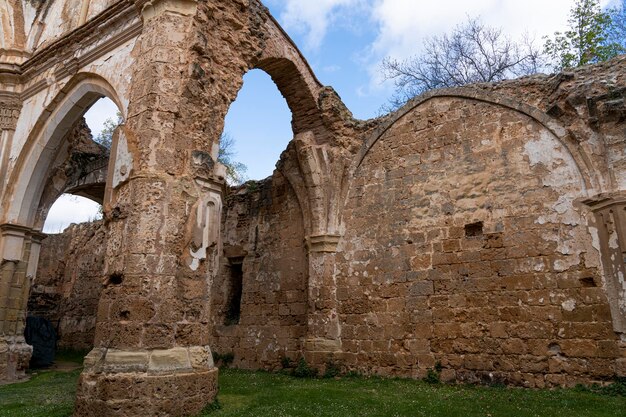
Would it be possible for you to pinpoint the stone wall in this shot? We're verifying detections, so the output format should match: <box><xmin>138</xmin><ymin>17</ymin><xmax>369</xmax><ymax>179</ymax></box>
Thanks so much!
<box><xmin>20</xmin><ymin>57</ymin><xmax>626</xmax><ymax>392</ymax></box>
<box><xmin>29</xmin><ymin>221</ymin><xmax>105</xmax><ymax>350</ymax></box>
<box><xmin>207</xmin><ymin>56</ymin><xmax>626</xmax><ymax>386</ymax></box>
<box><xmin>30</xmin><ymin>56</ymin><xmax>626</xmax><ymax>389</ymax></box>
<box><xmin>3</xmin><ymin>2</ymin><xmax>624</xmax><ymax>403</ymax></box>
<box><xmin>337</xmin><ymin>96</ymin><xmax>620</xmax><ymax>387</ymax></box>
<box><xmin>210</xmin><ymin>174</ymin><xmax>308</xmax><ymax>369</ymax></box>
<box><xmin>32</xmin><ymin>172</ymin><xmax>310</xmax><ymax>366</ymax></box>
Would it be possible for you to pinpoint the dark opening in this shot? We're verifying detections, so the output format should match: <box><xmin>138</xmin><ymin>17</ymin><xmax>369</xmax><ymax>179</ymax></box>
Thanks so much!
<box><xmin>106</xmin><ymin>272</ymin><xmax>124</xmax><ymax>286</ymax></box>
<box><xmin>579</xmin><ymin>277</ymin><xmax>597</xmax><ymax>287</ymax></box>
<box><xmin>548</xmin><ymin>342</ymin><xmax>561</xmax><ymax>355</ymax></box>
<box><xmin>465</xmin><ymin>221</ymin><xmax>484</xmax><ymax>238</ymax></box>
<box><xmin>225</xmin><ymin>261</ymin><xmax>244</xmax><ymax>325</ymax></box>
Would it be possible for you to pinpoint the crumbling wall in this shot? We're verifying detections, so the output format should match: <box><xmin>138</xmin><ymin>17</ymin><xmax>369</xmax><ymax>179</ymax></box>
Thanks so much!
<box><xmin>337</xmin><ymin>96</ymin><xmax>620</xmax><ymax>387</ymax></box>
<box><xmin>22</xmin><ymin>58</ymin><xmax>626</xmax><ymax>389</ymax></box>
<box><xmin>49</xmin><ymin>59</ymin><xmax>618</xmax><ymax>388</ymax></box>
<box><xmin>6</xmin><ymin>0</ymin><xmax>622</xmax><ymax>393</ymax></box>
<box><xmin>24</xmin><ymin>0</ymin><xmax>122</xmax><ymax>50</ymax></box>
<box><xmin>29</xmin><ymin>221</ymin><xmax>105</xmax><ymax>350</ymax></box>
<box><xmin>211</xmin><ymin>173</ymin><xmax>308</xmax><ymax>369</ymax></box>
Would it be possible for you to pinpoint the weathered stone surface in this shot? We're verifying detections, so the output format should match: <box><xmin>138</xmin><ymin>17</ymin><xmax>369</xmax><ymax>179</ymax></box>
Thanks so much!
<box><xmin>103</xmin><ymin>349</ymin><xmax>149</xmax><ymax>372</ymax></box>
<box><xmin>211</xmin><ymin>176</ymin><xmax>308</xmax><ymax>369</ymax></box>
<box><xmin>75</xmin><ymin>367</ymin><xmax>218</xmax><ymax>417</ymax></box>
<box><xmin>0</xmin><ymin>0</ymin><xmax>625</xmax><ymax>415</ymax></box>
<box><xmin>29</xmin><ymin>221</ymin><xmax>106</xmax><ymax>351</ymax></box>
<box><xmin>148</xmin><ymin>347</ymin><xmax>192</xmax><ymax>373</ymax></box>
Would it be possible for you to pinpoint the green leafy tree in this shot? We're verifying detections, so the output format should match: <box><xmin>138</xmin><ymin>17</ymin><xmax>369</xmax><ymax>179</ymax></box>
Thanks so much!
<box><xmin>218</xmin><ymin>132</ymin><xmax>248</xmax><ymax>186</ymax></box>
<box><xmin>94</xmin><ymin>111</ymin><xmax>123</xmax><ymax>150</ymax></box>
<box><xmin>544</xmin><ymin>0</ymin><xmax>624</xmax><ymax>70</ymax></box>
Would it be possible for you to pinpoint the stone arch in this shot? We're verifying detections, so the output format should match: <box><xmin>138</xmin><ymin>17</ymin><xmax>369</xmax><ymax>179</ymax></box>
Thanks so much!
<box><xmin>255</xmin><ymin>12</ymin><xmax>325</xmax><ymax>139</ymax></box>
<box><xmin>352</xmin><ymin>88</ymin><xmax>601</xmax><ymax>194</ymax></box>
<box><xmin>2</xmin><ymin>72</ymin><xmax>123</xmax><ymax>229</ymax></box>
<box><xmin>221</xmin><ymin>57</ymin><xmax>320</xmax><ymax>236</ymax></box>
<box><xmin>211</xmin><ymin>7</ymin><xmax>341</xmax><ymax>242</ymax></box>
<box><xmin>335</xmin><ymin>93</ymin><xmax>617</xmax><ymax>382</ymax></box>
<box><xmin>223</xmin><ymin>64</ymin><xmax>319</xmax><ymax>237</ymax></box>
<box><xmin>255</xmin><ymin>57</ymin><xmax>323</xmax><ymax>136</ymax></box>
<box><xmin>32</xmin><ymin>118</ymin><xmax>109</xmax><ymax>232</ymax></box>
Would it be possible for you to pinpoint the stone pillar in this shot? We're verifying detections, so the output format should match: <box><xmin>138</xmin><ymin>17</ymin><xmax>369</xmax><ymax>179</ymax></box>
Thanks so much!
<box><xmin>0</xmin><ymin>224</ymin><xmax>34</xmax><ymax>382</ymax></box>
<box><xmin>303</xmin><ymin>234</ymin><xmax>343</xmax><ymax>365</ymax></box>
<box><xmin>0</xmin><ymin>76</ymin><xmax>32</xmax><ymax>385</ymax></box>
<box><xmin>26</xmin><ymin>231</ymin><xmax>46</xmax><ymax>280</ymax></box>
<box><xmin>74</xmin><ymin>1</ymin><xmax>220</xmax><ymax>415</ymax></box>
<box><xmin>0</xmin><ymin>97</ymin><xmax>22</xmax><ymax>200</ymax></box>
<box><xmin>582</xmin><ymin>194</ymin><xmax>626</xmax><ymax>377</ymax></box>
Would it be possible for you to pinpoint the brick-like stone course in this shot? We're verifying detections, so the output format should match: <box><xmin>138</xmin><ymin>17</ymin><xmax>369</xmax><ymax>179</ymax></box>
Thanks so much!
<box><xmin>211</xmin><ymin>175</ymin><xmax>308</xmax><ymax>369</ymax></box>
<box><xmin>337</xmin><ymin>96</ymin><xmax>622</xmax><ymax>386</ymax></box>
<box><xmin>29</xmin><ymin>221</ymin><xmax>106</xmax><ymax>350</ymax></box>
<box><xmin>31</xmin><ymin>58</ymin><xmax>626</xmax><ymax>390</ymax></box>
<box><xmin>2</xmin><ymin>1</ymin><xmax>626</xmax><ymax>415</ymax></box>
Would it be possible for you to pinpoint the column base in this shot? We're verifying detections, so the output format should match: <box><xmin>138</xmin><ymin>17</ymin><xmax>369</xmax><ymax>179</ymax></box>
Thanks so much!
<box><xmin>0</xmin><ymin>335</ymin><xmax>32</xmax><ymax>383</ymax></box>
<box><xmin>74</xmin><ymin>347</ymin><xmax>218</xmax><ymax>417</ymax></box>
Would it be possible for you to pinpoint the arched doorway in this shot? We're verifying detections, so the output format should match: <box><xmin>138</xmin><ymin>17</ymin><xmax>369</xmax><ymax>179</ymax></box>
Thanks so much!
<box><xmin>212</xmin><ymin>67</ymin><xmax>311</xmax><ymax>369</ymax></box>
<box><xmin>0</xmin><ymin>75</ymin><xmax>124</xmax><ymax>380</ymax></box>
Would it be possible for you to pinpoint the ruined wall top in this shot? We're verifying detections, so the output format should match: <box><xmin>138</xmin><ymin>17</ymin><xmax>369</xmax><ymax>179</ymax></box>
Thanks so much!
<box><xmin>0</xmin><ymin>0</ymin><xmax>122</xmax><ymax>60</ymax></box>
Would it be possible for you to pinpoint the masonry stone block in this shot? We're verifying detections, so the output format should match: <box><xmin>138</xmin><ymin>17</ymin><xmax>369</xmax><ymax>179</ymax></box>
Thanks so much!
<box><xmin>0</xmin><ymin>1</ymin><xmax>625</xmax><ymax>415</ymax></box>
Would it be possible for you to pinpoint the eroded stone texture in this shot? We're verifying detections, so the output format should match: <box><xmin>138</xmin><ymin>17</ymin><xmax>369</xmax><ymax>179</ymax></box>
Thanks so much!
<box><xmin>211</xmin><ymin>175</ymin><xmax>308</xmax><ymax>369</ymax></box>
<box><xmin>338</xmin><ymin>97</ymin><xmax>619</xmax><ymax>386</ymax></box>
<box><xmin>33</xmin><ymin>118</ymin><xmax>109</xmax><ymax>229</ymax></box>
<box><xmin>29</xmin><ymin>221</ymin><xmax>106</xmax><ymax>350</ymax></box>
<box><xmin>74</xmin><ymin>1</ymin><xmax>221</xmax><ymax>413</ymax></box>
<box><xmin>1</xmin><ymin>0</ymin><xmax>626</xmax><ymax>415</ymax></box>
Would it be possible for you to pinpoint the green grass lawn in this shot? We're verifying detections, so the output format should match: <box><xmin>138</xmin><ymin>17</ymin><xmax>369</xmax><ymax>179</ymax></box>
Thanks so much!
<box><xmin>203</xmin><ymin>369</ymin><xmax>626</xmax><ymax>417</ymax></box>
<box><xmin>0</xmin><ymin>367</ymin><xmax>80</xmax><ymax>417</ymax></box>
<box><xmin>1</xmin><ymin>364</ymin><xmax>625</xmax><ymax>417</ymax></box>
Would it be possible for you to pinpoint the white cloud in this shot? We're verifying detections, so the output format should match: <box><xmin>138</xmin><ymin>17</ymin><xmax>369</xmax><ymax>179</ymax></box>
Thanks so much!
<box><xmin>269</xmin><ymin>0</ymin><xmax>619</xmax><ymax>99</ymax></box>
<box><xmin>43</xmin><ymin>194</ymin><xmax>101</xmax><ymax>234</ymax></box>
<box><xmin>362</xmin><ymin>0</ymin><xmax>617</xmax><ymax>94</ymax></box>
<box><xmin>323</xmin><ymin>64</ymin><xmax>342</xmax><ymax>73</ymax></box>
<box><xmin>84</xmin><ymin>97</ymin><xmax>119</xmax><ymax>139</ymax></box>
<box><xmin>278</xmin><ymin>0</ymin><xmax>366</xmax><ymax>50</ymax></box>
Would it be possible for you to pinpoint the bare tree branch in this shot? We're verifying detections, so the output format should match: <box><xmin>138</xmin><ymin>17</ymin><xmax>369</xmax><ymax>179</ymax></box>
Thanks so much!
<box><xmin>381</xmin><ymin>16</ymin><xmax>546</xmax><ymax>111</ymax></box>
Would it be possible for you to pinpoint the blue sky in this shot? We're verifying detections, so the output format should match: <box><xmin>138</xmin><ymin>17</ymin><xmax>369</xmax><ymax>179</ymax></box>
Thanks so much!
<box><xmin>45</xmin><ymin>0</ymin><xmax>621</xmax><ymax>232</ymax></box>
<box><xmin>214</xmin><ymin>0</ymin><xmax>621</xmax><ymax>180</ymax></box>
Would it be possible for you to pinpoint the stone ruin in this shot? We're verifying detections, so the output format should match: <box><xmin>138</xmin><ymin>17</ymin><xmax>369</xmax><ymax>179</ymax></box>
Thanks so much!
<box><xmin>0</xmin><ymin>0</ymin><xmax>625</xmax><ymax>415</ymax></box>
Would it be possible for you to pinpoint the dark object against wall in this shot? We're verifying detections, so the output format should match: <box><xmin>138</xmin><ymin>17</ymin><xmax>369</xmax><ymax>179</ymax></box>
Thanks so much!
<box><xmin>24</xmin><ymin>316</ymin><xmax>57</xmax><ymax>368</ymax></box>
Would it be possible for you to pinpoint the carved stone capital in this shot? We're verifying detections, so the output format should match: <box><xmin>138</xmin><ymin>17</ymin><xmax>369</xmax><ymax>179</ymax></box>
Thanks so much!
<box><xmin>28</xmin><ymin>231</ymin><xmax>48</xmax><ymax>244</ymax></box>
<box><xmin>0</xmin><ymin>223</ymin><xmax>32</xmax><ymax>239</ymax></box>
<box><xmin>0</xmin><ymin>224</ymin><xmax>42</xmax><ymax>261</ymax></box>
<box><xmin>306</xmin><ymin>234</ymin><xmax>341</xmax><ymax>253</ymax></box>
<box><xmin>0</xmin><ymin>97</ymin><xmax>21</xmax><ymax>131</ymax></box>
<box><xmin>580</xmin><ymin>193</ymin><xmax>626</xmax><ymax>212</ymax></box>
